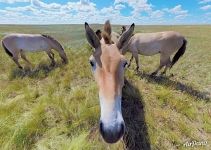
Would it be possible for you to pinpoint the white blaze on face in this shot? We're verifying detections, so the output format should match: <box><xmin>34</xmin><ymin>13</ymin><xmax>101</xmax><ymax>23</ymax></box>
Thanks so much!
<box><xmin>99</xmin><ymin>95</ymin><xmax>124</xmax><ymax>128</ymax></box>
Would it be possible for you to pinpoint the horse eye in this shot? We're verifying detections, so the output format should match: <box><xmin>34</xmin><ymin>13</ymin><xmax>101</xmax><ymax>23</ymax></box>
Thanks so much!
<box><xmin>123</xmin><ymin>61</ymin><xmax>128</xmax><ymax>68</ymax></box>
<box><xmin>89</xmin><ymin>60</ymin><xmax>95</xmax><ymax>67</ymax></box>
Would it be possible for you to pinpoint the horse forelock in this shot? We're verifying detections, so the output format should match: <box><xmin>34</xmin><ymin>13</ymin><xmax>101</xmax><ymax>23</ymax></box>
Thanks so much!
<box><xmin>102</xmin><ymin>31</ymin><xmax>112</xmax><ymax>44</ymax></box>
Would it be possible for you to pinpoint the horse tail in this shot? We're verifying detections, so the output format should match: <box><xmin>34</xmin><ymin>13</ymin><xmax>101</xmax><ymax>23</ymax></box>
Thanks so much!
<box><xmin>2</xmin><ymin>41</ymin><xmax>13</xmax><ymax>57</ymax></box>
<box><xmin>170</xmin><ymin>38</ymin><xmax>187</xmax><ymax>68</ymax></box>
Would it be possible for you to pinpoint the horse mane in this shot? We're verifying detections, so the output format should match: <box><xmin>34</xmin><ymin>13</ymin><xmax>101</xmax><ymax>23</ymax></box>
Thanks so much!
<box><xmin>102</xmin><ymin>20</ymin><xmax>112</xmax><ymax>44</ymax></box>
<box><xmin>102</xmin><ymin>32</ymin><xmax>112</xmax><ymax>44</ymax></box>
<box><xmin>41</xmin><ymin>34</ymin><xmax>64</xmax><ymax>50</ymax></box>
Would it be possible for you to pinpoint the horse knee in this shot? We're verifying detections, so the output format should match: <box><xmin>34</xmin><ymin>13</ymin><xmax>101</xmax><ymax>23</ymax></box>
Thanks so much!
<box><xmin>50</xmin><ymin>51</ymin><xmax>55</xmax><ymax>58</ymax></box>
<box><xmin>12</xmin><ymin>57</ymin><xmax>23</xmax><ymax>69</ymax></box>
<box><xmin>12</xmin><ymin>56</ymin><xmax>19</xmax><ymax>62</ymax></box>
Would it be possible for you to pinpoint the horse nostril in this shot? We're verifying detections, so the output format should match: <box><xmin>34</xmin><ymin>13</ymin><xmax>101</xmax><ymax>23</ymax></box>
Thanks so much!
<box><xmin>120</xmin><ymin>123</ymin><xmax>125</xmax><ymax>135</ymax></box>
<box><xmin>99</xmin><ymin>121</ymin><xmax>104</xmax><ymax>136</ymax></box>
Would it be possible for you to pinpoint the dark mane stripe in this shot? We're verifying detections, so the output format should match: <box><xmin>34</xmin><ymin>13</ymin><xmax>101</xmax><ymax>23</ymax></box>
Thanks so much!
<box><xmin>41</xmin><ymin>34</ymin><xmax>64</xmax><ymax>50</ymax></box>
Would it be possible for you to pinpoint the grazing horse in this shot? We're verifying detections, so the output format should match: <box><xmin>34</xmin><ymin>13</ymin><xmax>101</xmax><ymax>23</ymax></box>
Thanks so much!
<box><xmin>121</xmin><ymin>26</ymin><xmax>187</xmax><ymax>75</ymax></box>
<box><xmin>2</xmin><ymin>34</ymin><xmax>68</xmax><ymax>69</ymax></box>
<box><xmin>85</xmin><ymin>20</ymin><xmax>134</xmax><ymax>143</ymax></box>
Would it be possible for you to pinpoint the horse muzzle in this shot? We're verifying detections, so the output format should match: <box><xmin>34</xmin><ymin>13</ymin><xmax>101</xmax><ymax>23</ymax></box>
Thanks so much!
<box><xmin>99</xmin><ymin>120</ymin><xmax>125</xmax><ymax>143</ymax></box>
<box><xmin>99</xmin><ymin>95</ymin><xmax>125</xmax><ymax>143</ymax></box>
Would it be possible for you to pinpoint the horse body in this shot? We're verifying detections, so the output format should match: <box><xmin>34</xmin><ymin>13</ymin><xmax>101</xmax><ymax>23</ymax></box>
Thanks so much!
<box><xmin>128</xmin><ymin>31</ymin><xmax>184</xmax><ymax>56</ymax></box>
<box><xmin>122</xmin><ymin>30</ymin><xmax>186</xmax><ymax>75</ymax></box>
<box><xmin>3</xmin><ymin>34</ymin><xmax>51</xmax><ymax>52</ymax></box>
<box><xmin>2</xmin><ymin>33</ymin><xmax>68</xmax><ymax>69</ymax></box>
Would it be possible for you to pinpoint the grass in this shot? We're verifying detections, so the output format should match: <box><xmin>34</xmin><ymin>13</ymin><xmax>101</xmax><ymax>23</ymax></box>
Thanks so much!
<box><xmin>0</xmin><ymin>24</ymin><xmax>210</xmax><ymax>150</ymax></box>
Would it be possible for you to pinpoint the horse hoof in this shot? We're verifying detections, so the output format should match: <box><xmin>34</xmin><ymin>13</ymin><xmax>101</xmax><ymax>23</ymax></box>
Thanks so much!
<box><xmin>135</xmin><ymin>69</ymin><xmax>142</xmax><ymax>75</ymax></box>
<box><xmin>50</xmin><ymin>62</ymin><xmax>56</xmax><ymax>67</ymax></box>
<box><xmin>161</xmin><ymin>72</ymin><xmax>166</xmax><ymax>76</ymax></box>
<box><xmin>63</xmin><ymin>60</ymin><xmax>68</xmax><ymax>64</ymax></box>
<box><xmin>150</xmin><ymin>72</ymin><xmax>157</xmax><ymax>76</ymax></box>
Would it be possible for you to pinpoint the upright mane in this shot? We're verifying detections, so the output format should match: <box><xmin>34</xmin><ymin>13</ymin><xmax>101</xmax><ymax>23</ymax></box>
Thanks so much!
<box><xmin>42</xmin><ymin>34</ymin><xmax>64</xmax><ymax>50</ymax></box>
<box><xmin>102</xmin><ymin>20</ymin><xmax>113</xmax><ymax>44</ymax></box>
<box><xmin>102</xmin><ymin>32</ymin><xmax>112</xmax><ymax>44</ymax></box>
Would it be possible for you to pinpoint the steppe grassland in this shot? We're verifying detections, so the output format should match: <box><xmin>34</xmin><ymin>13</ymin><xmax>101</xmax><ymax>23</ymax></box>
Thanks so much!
<box><xmin>0</xmin><ymin>24</ymin><xmax>210</xmax><ymax>150</ymax></box>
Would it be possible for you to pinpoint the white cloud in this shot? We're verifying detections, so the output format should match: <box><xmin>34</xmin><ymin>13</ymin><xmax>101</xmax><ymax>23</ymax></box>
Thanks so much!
<box><xmin>65</xmin><ymin>0</ymin><xmax>96</xmax><ymax>12</ymax></box>
<box><xmin>0</xmin><ymin>0</ymin><xmax>29</xmax><ymax>3</ymax></box>
<box><xmin>114</xmin><ymin>0</ymin><xmax>152</xmax><ymax>17</ymax></box>
<box><xmin>150</xmin><ymin>10</ymin><xmax>164</xmax><ymax>18</ymax></box>
<box><xmin>114</xmin><ymin>4</ymin><xmax>125</xmax><ymax>10</ymax></box>
<box><xmin>164</xmin><ymin>5</ymin><xmax>188</xmax><ymax>19</ymax></box>
<box><xmin>199</xmin><ymin>0</ymin><xmax>211</xmax><ymax>4</ymax></box>
<box><xmin>200</xmin><ymin>4</ymin><xmax>211</xmax><ymax>10</ymax></box>
<box><xmin>0</xmin><ymin>0</ymin><xmax>203</xmax><ymax>24</ymax></box>
<box><xmin>31</xmin><ymin>0</ymin><xmax>61</xmax><ymax>10</ymax></box>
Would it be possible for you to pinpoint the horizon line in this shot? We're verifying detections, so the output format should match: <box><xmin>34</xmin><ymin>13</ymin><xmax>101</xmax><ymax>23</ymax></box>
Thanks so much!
<box><xmin>0</xmin><ymin>23</ymin><xmax>211</xmax><ymax>26</ymax></box>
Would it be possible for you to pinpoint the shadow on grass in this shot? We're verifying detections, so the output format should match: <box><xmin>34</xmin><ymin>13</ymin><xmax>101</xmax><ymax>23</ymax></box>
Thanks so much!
<box><xmin>9</xmin><ymin>62</ymin><xmax>65</xmax><ymax>79</ymax></box>
<box><xmin>139</xmin><ymin>72</ymin><xmax>210</xmax><ymax>102</ymax></box>
<box><xmin>122</xmin><ymin>79</ymin><xmax>151</xmax><ymax>150</ymax></box>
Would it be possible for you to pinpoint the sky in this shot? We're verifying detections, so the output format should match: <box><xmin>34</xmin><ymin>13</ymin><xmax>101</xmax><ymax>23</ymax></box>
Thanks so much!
<box><xmin>0</xmin><ymin>0</ymin><xmax>211</xmax><ymax>24</ymax></box>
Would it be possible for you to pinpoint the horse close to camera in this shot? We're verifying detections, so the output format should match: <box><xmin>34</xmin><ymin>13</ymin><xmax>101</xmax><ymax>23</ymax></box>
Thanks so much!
<box><xmin>85</xmin><ymin>20</ymin><xmax>135</xmax><ymax>143</ymax></box>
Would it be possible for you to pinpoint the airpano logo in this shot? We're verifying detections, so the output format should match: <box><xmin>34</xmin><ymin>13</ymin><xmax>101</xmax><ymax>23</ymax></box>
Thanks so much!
<box><xmin>183</xmin><ymin>140</ymin><xmax>208</xmax><ymax>147</ymax></box>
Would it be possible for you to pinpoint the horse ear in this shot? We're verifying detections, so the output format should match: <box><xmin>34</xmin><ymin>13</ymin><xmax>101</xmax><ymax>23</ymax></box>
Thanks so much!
<box><xmin>117</xmin><ymin>23</ymin><xmax>135</xmax><ymax>50</ymax></box>
<box><xmin>104</xmin><ymin>20</ymin><xmax>111</xmax><ymax>35</ymax></box>
<box><xmin>85</xmin><ymin>22</ymin><xmax>100</xmax><ymax>49</ymax></box>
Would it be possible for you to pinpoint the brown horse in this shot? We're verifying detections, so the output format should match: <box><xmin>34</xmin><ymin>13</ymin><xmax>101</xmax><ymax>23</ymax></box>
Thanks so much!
<box><xmin>2</xmin><ymin>34</ymin><xmax>68</xmax><ymax>69</ymax></box>
<box><xmin>121</xmin><ymin>26</ymin><xmax>187</xmax><ymax>75</ymax></box>
<box><xmin>85</xmin><ymin>21</ymin><xmax>134</xmax><ymax>143</ymax></box>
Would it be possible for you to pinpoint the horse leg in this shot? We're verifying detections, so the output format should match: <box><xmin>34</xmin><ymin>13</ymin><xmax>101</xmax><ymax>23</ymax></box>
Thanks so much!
<box><xmin>52</xmin><ymin>48</ymin><xmax>68</xmax><ymax>64</ymax></box>
<box><xmin>133</xmin><ymin>52</ymin><xmax>140</xmax><ymax>72</ymax></box>
<box><xmin>151</xmin><ymin>65</ymin><xmax>163</xmax><ymax>76</ymax></box>
<box><xmin>12</xmin><ymin>55</ymin><xmax>22</xmax><ymax>69</ymax></box>
<box><xmin>161</xmin><ymin>57</ymin><xmax>171</xmax><ymax>75</ymax></box>
<box><xmin>127</xmin><ymin>55</ymin><xmax>134</xmax><ymax>68</ymax></box>
<box><xmin>50</xmin><ymin>51</ymin><xmax>55</xmax><ymax>59</ymax></box>
<box><xmin>46</xmin><ymin>50</ymin><xmax>55</xmax><ymax>66</ymax></box>
<box><xmin>20</xmin><ymin>50</ymin><xmax>33</xmax><ymax>67</ymax></box>
<box><xmin>151</xmin><ymin>53</ymin><xmax>168</xmax><ymax>76</ymax></box>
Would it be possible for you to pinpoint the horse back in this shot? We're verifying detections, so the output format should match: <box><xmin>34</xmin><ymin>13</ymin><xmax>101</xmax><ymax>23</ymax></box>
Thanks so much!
<box><xmin>2</xmin><ymin>34</ymin><xmax>51</xmax><ymax>52</ymax></box>
<box><xmin>130</xmin><ymin>31</ymin><xmax>184</xmax><ymax>55</ymax></box>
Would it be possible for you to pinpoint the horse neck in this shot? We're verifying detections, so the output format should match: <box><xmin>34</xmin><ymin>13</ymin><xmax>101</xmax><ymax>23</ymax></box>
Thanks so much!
<box><xmin>48</xmin><ymin>39</ymin><xmax>63</xmax><ymax>52</ymax></box>
<box><xmin>121</xmin><ymin>41</ymin><xmax>129</xmax><ymax>54</ymax></box>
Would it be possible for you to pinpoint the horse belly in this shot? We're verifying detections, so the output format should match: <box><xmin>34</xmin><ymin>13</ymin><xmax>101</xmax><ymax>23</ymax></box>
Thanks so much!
<box><xmin>17</xmin><ymin>39</ymin><xmax>50</xmax><ymax>52</ymax></box>
<box><xmin>137</xmin><ymin>42</ymin><xmax>161</xmax><ymax>56</ymax></box>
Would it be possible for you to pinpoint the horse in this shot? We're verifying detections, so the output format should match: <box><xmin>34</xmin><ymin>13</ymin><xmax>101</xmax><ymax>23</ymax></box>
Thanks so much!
<box><xmin>121</xmin><ymin>26</ymin><xmax>187</xmax><ymax>75</ymax></box>
<box><xmin>85</xmin><ymin>20</ymin><xmax>135</xmax><ymax>143</ymax></box>
<box><xmin>1</xmin><ymin>34</ymin><xmax>68</xmax><ymax>69</ymax></box>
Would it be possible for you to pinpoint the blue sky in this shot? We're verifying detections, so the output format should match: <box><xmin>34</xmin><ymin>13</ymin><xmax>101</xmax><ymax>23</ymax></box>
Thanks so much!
<box><xmin>0</xmin><ymin>0</ymin><xmax>210</xmax><ymax>24</ymax></box>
